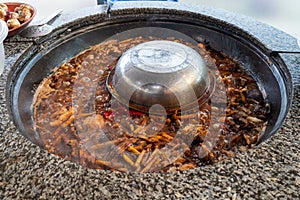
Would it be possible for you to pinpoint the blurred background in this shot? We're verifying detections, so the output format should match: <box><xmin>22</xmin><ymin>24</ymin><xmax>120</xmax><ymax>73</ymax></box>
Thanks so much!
<box><xmin>0</xmin><ymin>0</ymin><xmax>299</xmax><ymax>40</ymax></box>
<box><xmin>182</xmin><ymin>0</ymin><xmax>300</xmax><ymax>40</ymax></box>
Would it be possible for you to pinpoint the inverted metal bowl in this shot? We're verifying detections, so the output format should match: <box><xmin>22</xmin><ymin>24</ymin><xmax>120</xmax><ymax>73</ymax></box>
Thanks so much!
<box><xmin>107</xmin><ymin>40</ymin><xmax>214</xmax><ymax>113</ymax></box>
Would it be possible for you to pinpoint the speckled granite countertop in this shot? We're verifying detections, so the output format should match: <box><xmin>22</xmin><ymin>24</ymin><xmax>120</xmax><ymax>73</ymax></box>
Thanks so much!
<box><xmin>1</xmin><ymin>3</ymin><xmax>299</xmax><ymax>199</ymax></box>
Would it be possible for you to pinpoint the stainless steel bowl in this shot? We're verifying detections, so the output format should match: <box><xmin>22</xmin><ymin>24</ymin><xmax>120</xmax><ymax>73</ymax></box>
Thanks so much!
<box><xmin>107</xmin><ymin>40</ymin><xmax>215</xmax><ymax>113</ymax></box>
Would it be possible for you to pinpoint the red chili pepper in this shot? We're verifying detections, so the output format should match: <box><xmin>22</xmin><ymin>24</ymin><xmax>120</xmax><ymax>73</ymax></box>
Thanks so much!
<box><xmin>129</xmin><ymin>110</ymin><xmax>144</xmax><ymax>117</ymax></box>
<box><xmin>103</xmin><ymin>111</ymin><xmax>114</xmax><ymax>119</ymax></box>
<box><xmin>113</xmin><ymin>103</ymin><xmax>144</xmax><ymax>117</ymax></box>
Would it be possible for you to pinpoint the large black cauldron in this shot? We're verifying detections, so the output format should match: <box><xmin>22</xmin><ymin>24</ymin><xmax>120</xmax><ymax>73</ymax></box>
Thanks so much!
<box><xmin>6</xmin><ymin>2</ymin><xmax>296</xmax><ymax>148</ymax></box>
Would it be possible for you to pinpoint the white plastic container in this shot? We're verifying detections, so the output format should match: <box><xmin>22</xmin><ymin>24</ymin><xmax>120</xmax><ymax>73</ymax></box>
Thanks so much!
<box><xmin>0</xmin><ymin>20</ymin><xmax>8</xmax><ymax>75</ymax></box>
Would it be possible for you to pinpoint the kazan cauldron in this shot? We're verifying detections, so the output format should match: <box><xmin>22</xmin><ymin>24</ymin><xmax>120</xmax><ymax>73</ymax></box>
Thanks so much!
<box><xmin>6</xmin><ymin>2</ymin><xmax>295</xmax><ymax>148</ymax></box>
